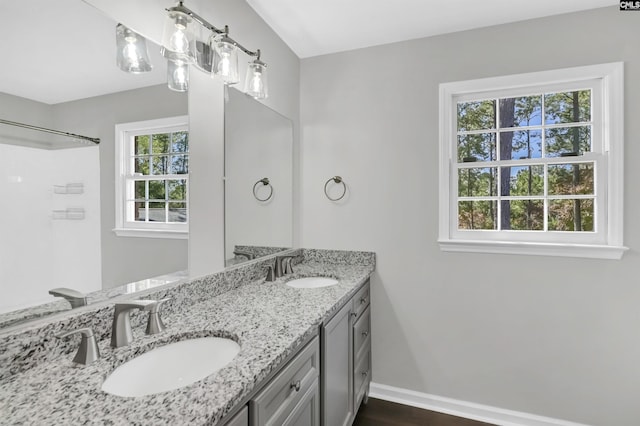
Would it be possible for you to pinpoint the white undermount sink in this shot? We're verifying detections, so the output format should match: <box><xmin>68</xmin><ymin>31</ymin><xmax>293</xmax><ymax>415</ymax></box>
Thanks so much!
<box><xmin>101</xmin><ymin>337</ymin><xmax>240</xmax><ymax>397</ymax></box>
<box><xmin>286</xmin><ymin>277</ymin><xmax>338</xmax><ymax>289</ymax></box>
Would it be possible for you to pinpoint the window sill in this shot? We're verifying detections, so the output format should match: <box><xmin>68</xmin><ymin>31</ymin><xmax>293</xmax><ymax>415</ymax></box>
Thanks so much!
<box><xmin>438</xmin><ymin>239</ymin><xmax>627</xmax><ymax>260</ymax></box>
<box><xmin>113</xmin><ymin>228</ymin><xmax>188</xmax><ymax>240</ymax></box>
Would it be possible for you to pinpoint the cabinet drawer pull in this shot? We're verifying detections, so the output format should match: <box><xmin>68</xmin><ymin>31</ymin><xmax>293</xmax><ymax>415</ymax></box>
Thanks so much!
<box><xmin>360</xmin><ymin>297</ymin><xmax>367</xmax><ymax>305</ymax></box>
<box><xmin>350</xmin><ymin>312</ymin><xmax>357</xmax><ymax>318</ymax></box>
<box><xmin>290</xmin><ymin>380</ymin><xmax>301</xmax><ymax>392</ymax></box>
<box><xmin>362</xmin><ymin>331</ymin><xmax>368</xmax><ymax>337</ymax></box>
<box><xmin>361</xmin><ymin>370</ymin><xmax>369</xmax><ymax>377</ymax></box>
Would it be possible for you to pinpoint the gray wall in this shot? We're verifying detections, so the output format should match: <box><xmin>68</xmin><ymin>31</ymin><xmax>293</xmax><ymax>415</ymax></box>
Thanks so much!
<box><xmin>300</xmin><ymin>6</ymin><xmax>639</xmax><ymax>426</ymax></box>
<box><xmin>53</xmin><ymin>85</ymin><xmax>189</xmax><ymax>288</ymax></box>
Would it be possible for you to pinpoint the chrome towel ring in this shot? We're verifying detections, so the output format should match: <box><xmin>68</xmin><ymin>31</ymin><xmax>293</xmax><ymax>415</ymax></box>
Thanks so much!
<box><xmin>253</xmin><ymin>177</ymin><xmax>273</xmax><ymax>201</ymax></box>
<box><xmin>324</xmin><ymin>176</ymin><xmax>346</xmax><ymax>201</ymax></box>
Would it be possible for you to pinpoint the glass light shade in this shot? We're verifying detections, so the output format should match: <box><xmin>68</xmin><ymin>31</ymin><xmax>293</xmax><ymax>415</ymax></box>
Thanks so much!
<box><xmin>115</xmin><ymin>24</ymin><xmax>152</xmax><ymax>73</ymax></box>
<box><xmin>161</xmin><ymin>10</ymin><xmax>194</xmax><ymax>62</ymax></box>
<box><xmin>211</xmin><ymin>35</ymin><xmax>239</xmax><ymax>85</ymax></box>
<box><xmin>167</xmin><ymin>60</ymin><xmax>189</xmax><ymax>92</ymax></box>
<box><xmin>191</xmin><ymin>25</ymin><xmax>213</xmax><ymax>73</ymax></box>
<box><xmin>244</xmin><ymin>61</ymin><xmax>268</xmax><ymax>99</ymax></box>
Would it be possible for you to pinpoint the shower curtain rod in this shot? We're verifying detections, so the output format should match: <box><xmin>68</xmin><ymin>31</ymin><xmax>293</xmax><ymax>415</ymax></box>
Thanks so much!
<box><xmin>0</xmin><ymin>118</ymin><xmax>100</xmax><ymax>145</ymax></box>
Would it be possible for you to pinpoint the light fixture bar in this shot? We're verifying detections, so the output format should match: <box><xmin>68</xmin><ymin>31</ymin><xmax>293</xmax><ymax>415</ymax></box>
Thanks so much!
<box><xmin>167</xmin><ymin>2</ymin><xmax>261</xmax><ymax>58</ymax></box>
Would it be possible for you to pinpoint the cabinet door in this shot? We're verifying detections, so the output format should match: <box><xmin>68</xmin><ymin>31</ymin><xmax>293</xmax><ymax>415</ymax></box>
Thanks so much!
<box><xmin>283</xmin><ymin>378</ymin><xmax>320</xmax><ymax>426</ymax></box>
<box><xmin>321</xmin><ymin>300</ymin><xmax>353</xmax><ymax>426</ymax></box>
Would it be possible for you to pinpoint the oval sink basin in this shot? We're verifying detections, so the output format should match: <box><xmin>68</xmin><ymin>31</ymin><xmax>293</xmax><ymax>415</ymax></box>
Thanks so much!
<box><xmin>101</xmin><ymin>337</ymin><xmax>240</xmax><ymax>397</ymax></box>
<box><xmin>286</xmin><ymin>277</ymin><xmax>338</xmax><ymax>289</ymax></box>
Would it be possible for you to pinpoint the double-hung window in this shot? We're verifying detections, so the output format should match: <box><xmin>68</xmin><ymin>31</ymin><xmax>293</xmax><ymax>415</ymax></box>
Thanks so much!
<box><xmin>438</xmin><ymin>63</ymin><xmax>625</xmax><ymax>259</ymax></box>
<box><xmin>114</xmin><ymin>116</ymin><xmax>189</xmax><ymax>239</ymax></box>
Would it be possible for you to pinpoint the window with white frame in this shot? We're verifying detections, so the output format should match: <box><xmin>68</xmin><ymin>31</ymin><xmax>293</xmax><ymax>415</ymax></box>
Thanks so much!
<box><xmin>438</xmin><ymin>63</ymin><xmax>626</xmax><ymax>259</ymax></box>
<box><xmin>114</xmin><ymin>116</ymin><xmax>189</xmax><ymax>239</ymax></box>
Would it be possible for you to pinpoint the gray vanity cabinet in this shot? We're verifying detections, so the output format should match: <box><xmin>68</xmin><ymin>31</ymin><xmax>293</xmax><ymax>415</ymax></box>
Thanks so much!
<box><xmin>250</xmin><ymin>336</ymin><xmax>320</xmax><ymax>426</ymax></box>
<box><xmin>321</xmin><ymin>279</ymin><xmax>371</xmax><ymax>426</ymax></box>
<box><xmin>224</xmin><ymin>280</ymin><xmax>371</xmax><ymax>426</ymax></box>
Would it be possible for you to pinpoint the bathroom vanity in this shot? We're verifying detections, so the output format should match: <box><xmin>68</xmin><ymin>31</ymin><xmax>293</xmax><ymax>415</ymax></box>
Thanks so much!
<box><xmin>227</xmin><ymin>279</ymin><xmax>371</xmax><ymax>426</ymax></box>
<box><xmin>0</xmin><ymin>249</ymin><xmax>374</xmax><ymax>426</ymax></box>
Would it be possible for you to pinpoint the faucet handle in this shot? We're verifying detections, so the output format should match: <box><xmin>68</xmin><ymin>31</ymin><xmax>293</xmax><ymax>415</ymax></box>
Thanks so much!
<box><xmin>283</xmin><ymin>257</ymin><xmax>294</xmax><ymax>275</ymax></box>
<box><xmin>265</xmin><ymin>265</ymin><xmax>276</xmax><ymax>281</ymax></box>
<box><xmin>49</xmin><ymin>287</ymin><xmax>87</xmax><ymax>308</ymax></box>
<box><xmin>56</xmin><ymin>327</ymin><xmax>100</xmax><ymax>365</ymax></box>
<box><xmin>146</xmin><ymin>298</ymin><xmax>170</xmax><ymax>335</ymax></box>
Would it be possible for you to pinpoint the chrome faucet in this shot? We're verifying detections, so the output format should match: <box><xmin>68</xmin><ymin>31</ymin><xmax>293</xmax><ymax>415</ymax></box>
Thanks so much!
<box><xmin>56</xmin><ymin>327</ymin><xmax>100</xmax><ymax>365</ymax></box>
<box><xmin>49</xmin><ymin>287</ymin><xmax>87</xmax><ymax>308</ymax></box>
<box><xmin>233</xmin><ymin>249</ymin><xmax>256</xmax><ymax>260</ymax></box>
<box><xmin>111</xmin><ymin>299</ymin><xmax>169</xmax><ymax>348</ymax></box>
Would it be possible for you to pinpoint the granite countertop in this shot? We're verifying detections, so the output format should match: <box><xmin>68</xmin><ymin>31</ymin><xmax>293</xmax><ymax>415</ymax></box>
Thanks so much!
<box><xmin>0</xmin><ymin>260</ymin><xmax>373</xmax><ymax>425</ymax></box>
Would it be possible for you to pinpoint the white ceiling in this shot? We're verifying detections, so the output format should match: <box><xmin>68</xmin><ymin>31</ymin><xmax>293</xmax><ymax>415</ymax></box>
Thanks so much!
<box><xmin>246</xmin><ymin>0</ymin><xmax>619</xmax><ymax>58</ymax></box>
<box><xmin>0</xmin><ymin>0</ymin><xmax>167</xmax><ymax>105</ymax></box>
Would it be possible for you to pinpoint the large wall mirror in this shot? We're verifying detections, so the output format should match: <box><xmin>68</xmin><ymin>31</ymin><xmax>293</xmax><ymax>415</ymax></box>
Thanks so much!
<box><xmin>0</xmin><ymin>0</ymin><xmax>294</xmax><ymax>330</ymax></box>
<box><xmin>224</xmin><ymin>88</ymin><xmax>293</xmax><ymax>266</ymax></box>
<box><xmin>0</xmin><ymin>0</ymin><xmax>188</xmax><ymax>328</ymax></box>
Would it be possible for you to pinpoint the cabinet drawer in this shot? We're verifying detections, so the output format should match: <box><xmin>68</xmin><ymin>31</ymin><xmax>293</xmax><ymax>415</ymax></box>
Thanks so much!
<box><xmin>352</xmin><ymin>281</ymin><xmax>370</xmax><ymax>320</ymax></box>
<box><xmin>251</xmin><ymin>336</ymin><xmax>320</xmax><ymax>426</ymax></box>
<box><xmin>353</xmin><ymin>350</ymin><xmax>370</xmax><ymax>403</ymax></box>
<box><xmin>282</xmin><ymin>377</ymin><xmax>319</xmax><ymax>426</ymax></box>
<box><xmin>353</xmin><ymin>306</ymin><xmax>370</xmax><ymax>361</ymax></box>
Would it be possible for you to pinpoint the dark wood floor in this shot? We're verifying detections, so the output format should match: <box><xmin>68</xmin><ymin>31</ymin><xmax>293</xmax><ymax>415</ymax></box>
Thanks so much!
<box><xmin>353</xmin><ymin>398</ymin><xmax>495</xmax><ymax>426</ymax></box>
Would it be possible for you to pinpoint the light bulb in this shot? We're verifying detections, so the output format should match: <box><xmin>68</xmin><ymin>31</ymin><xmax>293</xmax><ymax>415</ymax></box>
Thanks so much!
<box><xmin>173</xmin><ymin>65</ymin><xmax>187</xmax><ymax>86</ymax></box>
<box><xmin>169</xmin><ymin>29</ymin><xmax>189</xmax><ymax>54</ymax></box>
<box><xmin>122</xmin><ymin>42</ymin><xmax>139</xmax><ymax>67</ymax></box>
<box><xmin>250</xmin><ymin>72</ymin><xmax>263</xmax><ymax>94</ymax></box>
<box><xmin>167</xmin><ymin>60</ymin><xmax>189</xmax><ymax>92</ymax></box>
<box><xmin>217</xmin><ymin>53</ymin><xmax>231</xmax><ymax>77</ymax></box>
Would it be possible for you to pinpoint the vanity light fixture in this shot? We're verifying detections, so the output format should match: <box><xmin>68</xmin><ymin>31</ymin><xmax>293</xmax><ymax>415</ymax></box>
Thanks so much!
<box><xmin>163</xmin><ymin>1</ymin><xmax>269</xmax><ymax>97</ymax></box>
<box><xmin>115</xmin><ymin>24</ymin><xmax>152</xmax><ymax>73</ymax></box>
<box><xmin>117</xmin><ymin>2</ymin><xmax>269</xmax><ymax>98</ymax></box>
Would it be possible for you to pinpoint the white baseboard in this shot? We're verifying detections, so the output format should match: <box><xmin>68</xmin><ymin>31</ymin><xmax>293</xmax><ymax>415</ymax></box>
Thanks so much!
<box><xmin>368</xmin><ymin>382</ymin><xmax>591</xmax><ymax>426</ymax></box>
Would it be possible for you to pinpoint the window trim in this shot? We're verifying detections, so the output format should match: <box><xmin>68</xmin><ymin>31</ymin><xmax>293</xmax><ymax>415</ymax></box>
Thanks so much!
<box><xmin>114</xmin><ymin>116</ymin><xmax>189</xmax><ymax>239</ymax></box>
<box><xmin>438</xmin><ymin>63</ymin><xmax>626</xmax><ymax>259</ymax></box>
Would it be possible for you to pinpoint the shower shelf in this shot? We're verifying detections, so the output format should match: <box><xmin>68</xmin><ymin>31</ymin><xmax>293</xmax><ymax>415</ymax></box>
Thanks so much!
<box><xmin>52</xmin><ymin>208</ymin><xmax>85</xmax><ymax>220</ymax></box>
<box><xmin>53</xmin><ymin>183</ymin><xmax>84</xmax><ymax>194</ymax></box>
